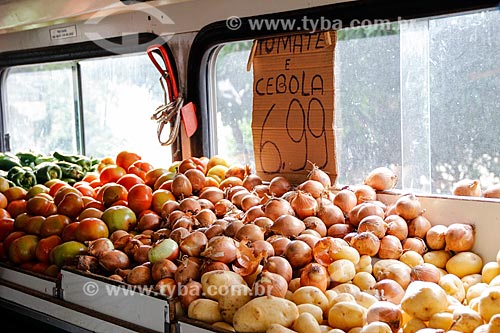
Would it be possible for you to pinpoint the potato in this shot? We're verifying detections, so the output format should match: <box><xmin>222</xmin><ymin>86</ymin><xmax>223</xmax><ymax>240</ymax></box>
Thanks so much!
<box><xmin>233</xmin><ymin>296</ymin><xmax>299</xmax><ymax>332</ymax></box>
<box><xmin>326</xmin><ymin>329</ymin><xmax>345</xmax><ymax>333</ymax></box>
<box><xmin>218</xmin><ymin>284</ymin><xmax>252</xmax><ymax>323</ymax></box>
<box><xmin>373</xmin><ymin>259</ymin><xmax>412</xmax><ymax>289</ymax></box>
<box><xmin>354</xmin><ymin>291</ymin><xmax>378</xmax><ymax>309</ymax></box>
<box><xmin>423</xmin><ymin>250</ymin><xmax>452</xmax><ymax>269</ymax></box>
<box><xmin>330</xmin><ymin>293</ymin><xmax>356</xmax><ymax>307</ymax></box>
<box><xmin>325</xmin><ymin>289</ymin><xmax>338</xmax><ymax>307</ymax></box>
<box><xmin>201</xmin><ymin>270</ymin><xmax>247</xmax><ymax>301</ymax></box>
<box><xmin>466</xmin><ymin>283</ymin><xmax>489</xmax><ymax>303</ymax></box>
<box><xmin>490</xmin><ymin>314</ymin><xmax>500</xmax><ymax>331</ymax></box>
<box><xmin>478</xmin><ymin>286</ymin><xmax>500</xmax><ymax>322</ymax></box>
<box><xmin>449</xmin><ymin>306</ymin><xmax>483</xmax><ymax>333</ymax></box>
<box><xmin>353</xmin><ymin>272</ymin><xmax>376</xmax><ymax>291</ymax></box>
<box><xmin>468</xmin><ymin>297</ymin><xmax>480</xmax><ymax>313</ymax></box>
<box><xmin>331</xmin><ymin>283</ymin><xmax>361</xmax><ymax>296</ymax></box>
<box><xmin>212</xmin><ymin>322</ymin><xmax>235</xmax><ymax>331</ymax></box>
<box><xmin>472</xmin><ymin>324</ymin><xmax>490</xmax><ymax>333</ymax></box>
<box><xmin>446</xmin><ymin>252</ymin><xmax>483</xmax><ymax>278</ymax></box>
<box><xmin>400</xmin><ymin>251</ymin><xmax>424</xmax><ymax>268</ymax></box>
<box><xmin>243</xmin><ymin>264</ymin><xmax>262</xmax><ymax>286</ymax></box>
<box><xmin>297</xmin><ymin>303</ymin><xmax>324</xmax><ymax>324</ymax></box>
<box><xmin>327</xmin><ymin>301</ymin><xmax>367</xmax><ymax>332</ymax></box>
<box><xmin>481</xmin><ymin>262</ymin><xmax>500</xmax><ymax>284</ymax></box>
<box><xmin>330</xmin><ymin>245</ymin><xmax>360</xmax><ymax>264</ymax></box>
<box><xmin>401</xmin><ymin>281</ymin><xmax>449</xmax><ymax>321</ymax></box>
<box><xmin>360</xmin><ymin>321</ymin><xmax>392</xmax><ymax>333</ymax></box>
<box><xmin>328</xmin><ymin>259</ymin><xmax>356</xmax><ymax>283</ymax></box>
<box><xmin>289</xmin><ymin>278</ymin><xmax>301</xmax><ymax>292</ymax></box>
<box><xmin>439</xmin><ymin>274</ymin><xmax>465</xmax><ymax>302</ymax></box>
<box><xmin>293</xmin><ymin>312</ymin><xmax>321</xmax><ymax>333</ymax></box>
<box><xmin>266</xmin><ymin>324</ymin><xmax>296</xmax><ymax>333</ymax></box>
<box><xmin>291</xmin><ymin>286</ymin><xmax>330</xmax><ymax>312</ymax></box>
<box><xmin>355</xmin><ymin>255</ymin><xmax>373</xmax><ymax>273</ymax></box>
<box><xmin>346</xmin><ymin>328</ymin><xmax>362</xmax><ymax>333</ymax></box>
<box><xmin>462</xmin><ymin>274</ymin><xmax>483</xmax><ymax>292</ymax></box>
<box><xmin>428</xmin><ymin>312</ymin><xmax>453</xmax><ymax>330</ymax></box>
<box><xmin>402</xmin><ymin>318</ymin><xmax>427</xmax><ymax>333</ymax></box>
<box><xmin>187</xmin><ymin>298</ymin><xmax>222</xmax><ymax>323</ymax></box>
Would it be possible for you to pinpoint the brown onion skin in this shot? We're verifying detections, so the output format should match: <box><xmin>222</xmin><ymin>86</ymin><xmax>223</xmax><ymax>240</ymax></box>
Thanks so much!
<box><xmin>378</xmin><ymin>235</ymin><xmax>403</xmax><ymax>260</ymax></box>
<box><xmin>242</xmin><ymin>174</ymin><xmax>263</xmax><ymax>191</ymax></box>
<box><xmin>109</xmin><ymin>230</ymin><xmax>129</xmax><ymax>243</ymax></box>
<box><xmin>271</xmin><ymin>215</ymin><xmax>305</xmax><ymax>237</ymax></box>
<box><xmin>269</xmin><ymin>176</ymin><xmax>292</xmax><ymax>197</ymax></box>
<box><xmin>333</xmin><ymin>189</ymin><xmax>358</xmax><ymax>215</ymax></box>
<box><xmin>327</xmin><ymin>223</ymin><xmax>355</xmax><ymax>238</ymax></box>
<box><xmin>184</xmin><ymin>168</ymin><xmax>206</xmax><ymax>194</ymax></box>
<box><xmin>200</xmin><ymin>260</ymin><xmax>230</xmax><ymax>275</ymax></box>
<box><xmin>179</xmin><ymin>231</ymin><xmax>208</xmax><ymax>257</ymax></box>
<box><xmin>172</xmin><ymin>173</ymin><xmax>193</xmax><ymax>199</ymax></box>
<box><xmin>243</xmin><ymin>205</ymin><xmax>265</xmax><ymax>223</ymax></box>
<box><xmin>408</xmin><ymin>215</ymin><xmax>432</xmax><ymax>239</ymax></box>
<box><xmin>174</xmin><ymin>257</ymin><xmax>202</xmax><ymax>284</ymax></box>
<box><xmin>201</xmin><ymin>236</ymin><xmax>238</xmax><ymax>264</ymax></box>
<box><xmin>155</xmin><ymin>278</ymin><xmax>178</xmax><ymax>298</ymax></box>
<box><xmin>99</xmin><ymin>250</ymin><xmax>130</xmax><ymax>272</ymax></box>
<box><xmin>295</xmin><ymin>234</ymin><xmax>320</xmax><ymax>249</ymax></box>
<box><xmin>300</xmin><ymin>262</ymin><xmax>329</xmax><ymax>292</ymax></box>
<box><xmin>366</xmin><ymin>301</ymin><xmax>403</xmax><ymax>333</ymax></box>
<box><xmin>197</xmin><ymin>198</ymin><xmax>215</xmax><ymax>211</ymax></box>
<box><xmin>262</xmin><ymin>256</ymin><xmax>293</xmax><ymax>283</ymax></box>
<box><xmin>298</xmin><ymin>180</ymin><xmax>325</xmax><ymax>199</ymax></box>
<box><xmin>179</xmin><ymin>280</ymin><xmax>203</xmax><ymax>309</ymax></box>
<box><xmin>284</xmin><ymin>240</ymin><xmax>313</xmax><ymax>269</ymax></box>
<box><xmin>410</xmin><ymin>263</ymin><xmax>441</xmax><ymax>283</ymax></box>
<box><xmin>235</xmin><ymin>224</ymin><xmax>265</xmax><ymax>242</ymax></box>
<box><xmin>349</xmin><ymin>202</ymin><xmax>385</xmax><ymax>227</ymax></box>
<box><xmin>303</xmin><ymin>216</ymin><xmax>327</xmax><ymax>237</ymax></box>
<box><xmin>372</xmin><ymin>279</ymin><xmax>405</xmax><ymax>304</ymax></box>
<box><xmin>224</xmin><ymin>220</ymin><xmax>244</xmax><ymax>239</ymax></box>
<box><xmin>402</xmin><ymin>237</ymin><xmax>428</xmax><ymax>255</ymax></box>
<box><xmin>250</xmin><ymin>240</ymin><xmax>274</xmax><ymax>258</ymax></box>
<box><xmin>385</xmin><ymin>215</ymin><xmax>409</xmax><ymax>241</ymax></box>
<box><xmin>253</xmin><ymin>217</ymin><xmax>274</xmax><ymax>237</ymax></box>
<box><xmin>169</xmin><ymin>227</ymin><xmax>190</xmax><ymax>244</ymax></box>
<box><xmin>445</xmin><ymin>223</ymin><xmax>475</xmax><ymax>252</ymax></box>
<box><xmin>137</xmin><ymin>213</ymin><xmax>161</xmax><ymax>231</ymax></box>
<box><xmin>358</xmin><ymin>215</ymin><xmax>388</xmax><ymax>239</ymax></box>
<box><xmin>426</xmin><ymin>225</ymin><xmax>448</xmax><ymax>250</ymax></box>
<box><xmin>204</xmin><ymin>224</ymin><xmax>226</xmax><ymax>239</ymax></box>
<box><xmin>151</xmin><ymin>258</ymin><xmax>178</xmax><ymax>282</ymax></box>
<box><xmin>350</xmin><ymin>231</ymin><xmax>381</xmax><ymax>257</ymax></box>
<box><xmin>108</xmin><ymin>274</ymin><xmax>123</xmax><ymax>282</ymax></box>
<box><xmin>127</xmin><ymin>265</ymin><xmax>152</xmax><ymax>285</ymax></box>
<box><xmin>263</xmin><ymin>198</ymin><xmax>295</xmax><ymax>222</ymax></box>
<box><xmin>133</xmin><ymin>245</ymin><xmax>152</xmax><ymax>264</ymax></box>
<box><xmin>252</xmin><ymin>271</ymin><xmax>288</xmax><ymax>298</ymax></box>
<box><xmin>199</xmin><ymin>187</ymin><xmax>224</xmax><ymax>205</ymax></box>
<box><xmin>316</xmin><ymin>202</ymin><xmax>345</xmax><ymax>227</ymax></box>
<box><xmin>395</xmin><ymin>194</ymin><xmax>422</xmax><ymax>220</ymax></box>
<box><xmin>88</xmin><ymin>238</ymin><xmax>114</xmax><ymax>257</ymax></box>
<box><xmin>267</xmin><ymin>236</ymin><xmax>291</xmax><ymax>256</ymax></box>
<box><xmin>178</xmin><ymin>197</ymin><xmax>201</xmax><ymax>214</ymax></box>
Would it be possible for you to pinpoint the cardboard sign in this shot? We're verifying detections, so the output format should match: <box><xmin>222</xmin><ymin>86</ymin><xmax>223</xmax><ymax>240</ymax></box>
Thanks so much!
<box><xmin>251</xmin><ymin>32</ymin><xmax>337</xmax><ymax>184</ymax></box>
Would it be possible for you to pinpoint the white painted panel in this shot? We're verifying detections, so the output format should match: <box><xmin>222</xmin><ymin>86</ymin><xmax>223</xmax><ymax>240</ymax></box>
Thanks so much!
<box><xmin>0</xmin><ymin>265</ymin><xmax>56</xmax><ymax>296</ymax></box>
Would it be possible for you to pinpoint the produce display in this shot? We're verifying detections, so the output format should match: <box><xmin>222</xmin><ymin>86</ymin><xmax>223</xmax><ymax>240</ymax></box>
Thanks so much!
<box><xmin>0</xmin><ymin>150</ymin><xmax>499</xmax><ymax>333</ymax></box>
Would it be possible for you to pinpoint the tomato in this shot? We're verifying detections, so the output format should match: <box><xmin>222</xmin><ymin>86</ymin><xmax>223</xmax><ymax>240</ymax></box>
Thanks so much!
<box><xmin>100</xmin><ymin>165</ymin><xmax>127</xmax><ymax>184</ymax></box>
<box><xmin>13</xmin><ymin>213</ymin><xmax>30</xmax><ymax>231</ymax></box>
<box><xmin>158</xmin><ymin>179</ymin><xmax>173</xmax><ymax>191</ymax></box>
<box><xmin>0</xmin><ymin>208</ymin><xmax>11</xmax><ymax>219</ymax></box>
<box><xmin>151</xmin><ymin>189</ymin><xmax>176</xmax><ymax>214</ymax></box>
<box><xmin>6</xmin><ymin>199</ymin><xmax>27</xmax><ymax>218</ymax></box>
<box><xmin>83</xmin><ymin>198</ymin><xmax>106</xmax><ymax>211</ymax></box>
<box><xmin>24</xmin><ymin>215</ymin><xmax>45</xmax><ymax>235</ymax></box>
<box><xmin>48</xmin><ymin>181</ymin><xmax>69</xmax><ymax>198</ymax></box>
<box><xmin>74</xmin><ymin>183</ymin><xmax>96</xmax><ymax>198</ymax></box>
<box><xmin>8</xmin><ymin>234</ymin><xmax>39</xmax><ymax>264</ymax></box>
<box><xmin>100</xmin><ymin>183</ymin><xmax>128</xmax><ymax>207</ymax></box>
<box><xmin>82</xmin><ymin>172</ymin><xmax>99</xmax><ymax>183</ymax></box>
<box><xmin>89</xmin><ymin>179</ymin><xmax>102</xmax><ymax>188</ymax></box>
<box><xmin>78</xmin><ymin>207</ymin><xmax>103</xmax><ymax>221</ymax></box>
<box><xmin>40</xmin><ymin>214</ymin><xmax>71</xmax><ymax>237</ymax></box>
<box><xmin>26</xmin><ymin>184</ymin><xmax>50</xmax><ymax>199</ymax></box>
<box><xmin>74</xmin><ymin>217</ymin><xmax>109</xmax><ymax>242</ymax></box>
<box><xmin>116</xmin><ymin>173</ymin><xmax>144</xmax><ymax>191</ymax></box>
<box><xmin>0</xmin><ymin>242</ymin><xmax>6</xmax><ymax>260</ymax></box>
<box><xmin>110</xmin><ymin>199</ymin><xmax>128</xmax><ymax>207</ymax></box>
<box><xmin>61</xmin><ymin>222</ymin><xmax>79</xmax><ymax>242</ymax></box>
<box><xmin>144</xmin><ymin>168</ymin><xmax>169</xmax><ymax>188</ymax></box>
<box><xmin>0</xmin><ymin>218</ymin><xmax>14</xmax><ymax>241</ymax></box>
<box><xmin>127</xmin><ymin>160</ymin><xmax>154</xmax><ymax>180</ymax></box>
<box><xmin>128</xmin><ymin>184</ymin><xmax>153</xmax><ymax>214</ymax></box>
<box><xmin>57</xmin><ymin>192</ymin><xmax>84</xmax><ymax>219</ymax></box>
<box><xmin>3</xmin><ymin>186</ymin><xmax>27</xmax><ymax>202</ymax></box>
<box><xmin>116</xmin><ymin>151</ymin><xmax>142</xmax><ymax>170</ymax></box>
<box><xmin>178</xmin><ymin>157</ymin><xmax>207</xmax><ymax>174</ymax></box>
<box><xmin>153</xmin><ymin>172</ymin><xmax>176</xmax><ymax>190</ymax></box>
<box><xmin>31</xmin><ymin>262</ymin><xmax>50</xmax><ymax>274</ymax></box>
<box><xmin>97</xmin><ymin>157</ymin><xmax>115</xmax><ymax>173</ymax></box>
<box><xmin>137</xmin><ymin>212</ymin><xmax>161</xmax><ymax>231</ymax></box>
<box><xmin>54</xmin><ymin>186</ymin><xmax>81</xmax><ymax>206</ymax></box>
<box><xmin>35</xmin><ymin>235</ymin><xmax>63</xmax><ymax>263</ymax></box>
<box><xmin>0</xmin><ymin>192</ymin><xmax>8</xmax><ymax>209</ymax></box>
<box><xmin>101</xmin><ymin>205</ymin><xmax>137</xmax><ymax>233</ymax></box>
<box><xmin>25</xmin><ymin>196</ymin><xmax>57</xmax><ymax>217</ymax></box>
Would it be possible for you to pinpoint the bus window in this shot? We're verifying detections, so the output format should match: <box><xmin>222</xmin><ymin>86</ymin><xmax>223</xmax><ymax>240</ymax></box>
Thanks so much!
<box><xmin>210</xmin><ymin>9</ymin><xmax>500</xmax><ymax>195</ymax></box>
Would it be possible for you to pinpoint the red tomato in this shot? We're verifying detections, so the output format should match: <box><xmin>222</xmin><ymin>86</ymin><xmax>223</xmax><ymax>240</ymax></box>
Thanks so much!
<box><xmin>88</xmin><ymin>179</ymin><xmax>102</xmax><ymax>189</ymax></box>
<box><xmin>97</xmin><ymin>157</ymin><xmax>115</xmax><ymax>173</ymax></box>
<box><xmin>3</xmin><ymin>186</ymin><xmax>27</xmax><ymax>202</ymax></box>
<box><xmin>74</xmin><ymin>218</ymin><xmax>109</xmax><ymax>242</ymax></box>
<box><xmin>0</xmin><ymin>208</ymin><xmax>11</xmax><ymax>220</ymax></box>
<box><xmin>57</xmin><ymin>192</ymin><xmax>85</xmax><ymax>220</ymax></box>
<box><xmin>151</xmin><ymin>189</ymin><xmax>176</xmax><ymax>214</ymax></box>
<box><xmin>24</xmin><ymin>215</ymin><xmax>45</xmax><ymax>235</ymax></box>
<box><xmin>128</xmin><ymin>160</ymin><xmax>154</xmax><ymax>180</ymax></box>
<box><xmin>101</xmin><ymin>183</ymin><xmax>128</xmax><ymax>207</ymax></box>
<box><xmin>54</xmin><ymin>186</ymin><xmax>81</xmax><ymax>206</ymax></box>
<box><xmin>74</xmin><ymin>183</ymin><xmax>96</xmax><ymax>198</ymax></box>
<box><xmin>35</xmin><ymin>235</ymin><xmax>63</xmax><ymax>263</ymax></box>
<box><xmin>82</xmin><ymin>172</ymin><xmax>99</xmax><ymax>183</ymax></box>
<box><xmin>3</xmin><ymin>231</ymin><xmax>26</xmax><ymax>253</ymax></box>
<box><xmin>40</xmin><ymin>214</ymin><xmax>71</xmax><ymax>237</ymax></box>
<box><xmin>48</xmin><ymin>181</ymin><xmax>69</xmax><ymax>198</ymax></box>
<box><xmin>116</xmin><ymin>173</ymin><xmax>144</xmax><ymax>191</ymax></box>
<box><xmin>144</xmin><ymin>168</ymin><xmax>169</xmax><ymax>188</ymax></box>
<box><xmin>6</xmin><ymin>199</ymin><xmax>27</xmax><ymax>218</ymax></box>
<box><xmin>61</xmin><ymin>222</ymin><xmax>79</xmax><ymax>242</ymax></box>
<box><xmin>31</xmin><ymin>262</ymin><xmax>50</xmax><ymax>274</ymax></box>
<box><xmin>128</xmin><ymin>184</ymin><xmax>153</xmax><ymax>214</ymax></box>
<box><xmin>0</xmin><ymin>218</ymin><xmax>14</xmax><ymax>241</ymax></box>
<box><xmin>25</xmin><ymin>196</ymin><xmax>57</xmax><ymax>217</ymax></box>
<box><xmin>100</xmin><ymin>165</ymin><xmax>127</xmax><ymax>184</ymax></box>
<box><xmin>0</xmin><ymin>192</ymin><xmax>8</xmax><ymax>209</ymax></box>
<box><xmin>116</xmin><ymin>151</ymin><xmax>142</xmax><ymax>170</ymax></box>
<box><xmin>0</xmin><ymin>242</ymin><xmax>6</xmax><ymax>260</ymax></box>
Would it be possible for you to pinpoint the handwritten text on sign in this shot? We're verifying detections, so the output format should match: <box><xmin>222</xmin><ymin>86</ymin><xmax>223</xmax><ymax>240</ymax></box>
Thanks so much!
<box><xmin>251</xmin><ymin>32</ymin><xmax>337</xmax><ymax>184</ymax></box>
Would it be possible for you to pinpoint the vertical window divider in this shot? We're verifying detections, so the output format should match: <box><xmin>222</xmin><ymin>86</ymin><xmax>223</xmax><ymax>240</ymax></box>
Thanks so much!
<box><xmin>71</xmin><ymin>62</ymin><xmax>85</xmax><ymax>155</ymax></box>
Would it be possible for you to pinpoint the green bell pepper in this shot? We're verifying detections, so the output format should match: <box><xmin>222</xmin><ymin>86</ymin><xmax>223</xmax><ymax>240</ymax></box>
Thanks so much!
<box><xmin>75</xmin><ymin>157</ymin><xmax>93</xmax><ymax>172</ymax></box>
<box><xmin>35</xmin><ymin>155</ymin><xmax>57</xmax><ymax>165</ymax></box>
<box><xmin>7</xmin><ymin>166</ymin><xmax>37</xmax><ymax>189</ymax></box>
<box><xmin>16</xmin><ymin>151</ymin><xmax>41</xmax><ymax>168</ymax></box>
<box><xmin>35</xmin><ymin>162</ymin><xmax>63</xmax><ymax>183</ymax></box>
<box><xmin>0</xmin><ymin>152</ymin><xmax>22</xmax><ymax>171</ymax></box>
<box><xmin>56</xmin><ymin>161</ymin><xmax>85</xmax><ymax>181</ymax></box>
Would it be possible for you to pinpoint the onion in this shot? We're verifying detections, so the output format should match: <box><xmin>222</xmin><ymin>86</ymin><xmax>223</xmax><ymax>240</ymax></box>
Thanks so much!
<box><xmin>252</xmin><ymin>271</ymin><xmax>288</xmax><ymax>298</ymax></box>
<box><xmin>378</xmin><ymin>235</ymin><xmax>403</xmax><ymax>259</ymax></box>
<box><xmin>235</xmin><ymin>224</ymin><xmax>265</xmax><ymax>242</ymax></box>
<box><xmin>116</xmin><ymin>268</ymin><xmax>131</xmax><ymax>279</ymax></box>
<box><xmin>200</xmin><ymin>260</ymin><xmax>230</xmax><ymax>275</ymax></box>
<box><xmin>108</xmin><ymin>274</ymin><xmax>123</xmax><ymax>282</ymax></box>
<box><xmin>225</xmin><ymin>165</ymin><xmax>248</xmax><ymax>180</ymax></box>
<box><xmin>77</xmin><ymin>255</ymin><xmax>100</xmax><ymax>273</ymax></box>
<box><xmin>425</xmin><ymin>225</ymin><xmax>448</xmax><ymax>250</ymax></box>
<box><xmin>199</xmin><ymin>187</ymin><xmax>224</xmax><ymax>205</ymax></box>
<box><xmin>214</xmin><ymin>198</ymin><xmax>235</xmax><ymax>218</ymax></box>
<box><xmin>352</xmin><ymin>184</ymin><xmax>377</xmax><ymax>204</ymax></box>
<box><xmin>373</xmin><ymin>260</ymin><xmax>412</xmax><ymax>289</ymax></box>
<box><xmin>295</xmin><ymin>233</ymin><xmax>320</xmax><ymax>249</ymax></box>
<box><xmin>333</xmin><ymin>189</ymin><xmax>358</xmax><ymax>215</ymax></box>
<box><xmin>327</xmin><ymin>223</ymin><xmax>355</xmax><ymax>238</ymax></box>
<box><xmin>316</xmin><ymin>201</ymin><xmax>345</xmax><ymax>227</ymax></box>
<box><xmin>179</xmin><ymin>280</ymin><xmax>202</xmax><ymax>309</ymax></box>
<box><xmin>298</xmin><ymin>180</ymin><xmax>325</xmax><ymax>199</ymax></box>
<box><xmin>171</xmin><ymin>216</ymin><xmax>194</xmax><ymax>232</ymax></box>
<box><xmin>223</xmin><ymin>220</ymin><xmax>244</xmax><ymax>238</ymax></box>
<box><xmin>262</xmin><ymin>256</ymin><xmax>293</xmax><ymax>283</ymax></box>
<box><xmin>452</xmin><ymin>179</ymin><xmax>482</xmax><ymax>197</ymax></box>
<box><xmin>289</xmin><ymin>191</ymin><xmax>318</xmax><ymax>219</ymax></box>
<box><xmin>343</xmin><ymin>232</ymin><xmax>358</xmax><ymax>244</ymax></box>
<box><xmin>271</xmin><ymin>215</ymin><xmax>305</xmax><ymax>237</ymax></box>
<box><xmin>395</xmin><ymin>194</ymin><xmax>422</xmax><ymax>220</ymax></box>
<box><xmin>194</xmin><ymin>209</ymin><xmax>217</xmax><ymax>228</ymax></box>
<box><xmin>197</xmin><ymin>198</ymin><xmax>215</xmax><ymax>211</ymax></box>
<box><xmin>152</xmin><ymin>228</ymin><xmax>171</xmax><ymax>242</ymax></box>
<box><xmin>180</xmin><ymin>231</ymin><xmax>208</xmax><ymax>257</ymax></box>
<box><xmin>269</xmin><ymin>176</ymin><xmax>292</xmax><ymax>197</ymax></box>
<box><xmin>358</xmin><ymin>215</ymin><xmax>388</xmax><ymax>239</ymax></box>
<box><xmin>167</xmin><ymin>210</ymin><xmax>186</xmax><ymax>229</ymax></box>
<box><xmin>253</xmin><ymin>184</ymin><xmax>270</xmax><ymax>198</ymax></box>
<box><xmin>178</xmin><ymin>197</ymin><xmax>201</xmax><ymax>214</ymax></box>
<box><xmin>99</xmin><ymin>250</ymin><xmax>130</xmax><ymax>272</ymax></box>
<box><xmin>88</xmin><ymin>238</ymin><xmax>114</xmax><ymax>257</ymax></box>
<box><xmin>284</xmin><ymin>240</ymin><xmax>313</xmax><ymax>268</ymax></box>
<box><xmin>366</xmin><ymin>301</ymin><xmax>403</xmax><ymax>333</ymax></box>
<box><xmin>231</xmin><ymin>190</ymin><xmax>250</xmax><ymax>208</ymax></box>
<box><xmin>350</xmin><ymin>232</ymin><xmax>380</xmax><ymax>256</ymax></box>
<box><xmin>483</xmin><ymin>183</ymin><xmax>500</xmax><ymax>198</ymax></box>
<box><xmin>253</xmin><ymin>217</ymin><xmax>274</xmax><ymax>237</ymax></box>
<box><xmin>109</xmin><ymin>230</ymin><xmax>129</xmax><ymax>243</ymax></box>
<box><xmin>133</xmin><ymin>245</ymin><xmax>152</xmax><ymax>264</ymax></box>
<box><xmin>171</xmin><ymin>173</ymin><xmax>193</xmax><ymax>199</ymax></box>
<box><xmin>408</xmin><ymin>215</ymin><xmax>432</xmax><ymax>238</ymax></box>
<box><xmin>445</xmin><ymin>223</ymin><xmax>475</xmax><ymax>252</ymax></box>
<box><xmin>242</xmin><ymin>174</ymin><xmax>263</xmax><ymax>191</ymax></box>
<box><xmin>365</xmin><ymin>167</ymin><xmax>398</xmax><ymax>191</ymax></box>
<box><xmin>137</xmin><ymin>213</ymin><xmax>161</xmax><ymax>231</ymax></box>
<box><xmin>151</xmin><ymin>258</ymin><xmax>178</xmax><ymax>282</ymax></box>
<box><xmin>155</xmin><ymin>278</ymin><xmax>177</xmax><ymax>298</ymax></box>
<box><xmin>267</xmin><ymin>235</ymin><xmax>291</xmax><ymax>256</ymax></box>
<box><xmin>184</xmin><ymin>168</ymin><xmax>206</xmax><ymax>194</ymax></box>
<box><xmin>300</xmin><ymin>262</ymin><xmax>329</xmax><ymax>291</ymax></box>
<box><xmin>204</xmin><ymin>224</ymin><xmax>225</xmax><ymax>239</ymax></box>
<box><xmin>303</xmin><ymin>216</ymin><xmax>327</xmax><ymax>237</ymax></box>
<box><xmin>263</xmin><ymin>197</ymin><xmax>295</xmax><ymax>221</ymax></box>
<box><xmin>410</xmin><ymin>263</ymin><xmax>441</xmax><ymax>283</ymax></box>
<box><xmin>243</xmin><ymin>205</ymin><xmax>265</xmax><ymax>223</ymax></box>
<box><xmin>174</xmin><ymin>256</ymin><xmax>202</xmax><ymax>284</ymax></box>
<box><xmin>349</xmin><ymin>202</ymin><xmax>385</xmax><ymax>227</ymax></box>
<box><xmin>148</xmin><ymin>238</ymin><xmax>179</xmax><ymax>263</ymax></box>
<box><xmin>384</xmin><ymin>215</ymin><xmax>409</xmax><ymax>241</ymax></box>
<box><xmin>308</xmin><ymin>164</ymin><xmax>331</xmax><ymax>188</ymax></box>
<box><xmin>123</xmin><ymin>238</ymin><xmax>143</xmax><ymax>257</ymax></box>
<box><xmin>372</xmin><ymin>279</ymin><xmax>405</xmax><ymax>304</ymax></box>
<box><xmin>219</xmin><ymin>176</ymin><xmax>244</xmax><ymax>190</ymax></box>
<box><xmin>312</xmin><ymin>237</ymin><xmax>349</xmax><ymax>266</ymax></box>
<box><xmin>201</xmin><ymin>236</ymin><xmax>238</xmax><ymax>264</ymax></box>
<box><xmin>127</xmin><ymin>265</ymin><xmax>152</xmax><ymax>285</ymax></box>
<box><xmin>240</xmin><ymin>194</ymin><xmax>261</xmax><ymax>212</ymax></box>
<box><xmin>250</xmin><ymin>240</ymin><xmax>274</xmax><ymax>258</ymax></box>
<box><xmin>402</xmin><ymin>237</ymin><xmax>427</xmax><ymax>255</ymax></box>
<box><xmin>169</xmin><ymin>227</ymin><xmax>190</xmax><ymax>244</ymax></box>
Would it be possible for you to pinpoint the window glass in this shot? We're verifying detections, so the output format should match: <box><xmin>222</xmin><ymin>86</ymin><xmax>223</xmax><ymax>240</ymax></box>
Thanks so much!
<box><xmin>3</xmin><ymin>63</ymin><xmax>77</xmax><ymax>153</ymax></box>
<box><xmin>212</xmin><ymin>8</ymin><xmax>500</xmax><ymax>195</ymax></box>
